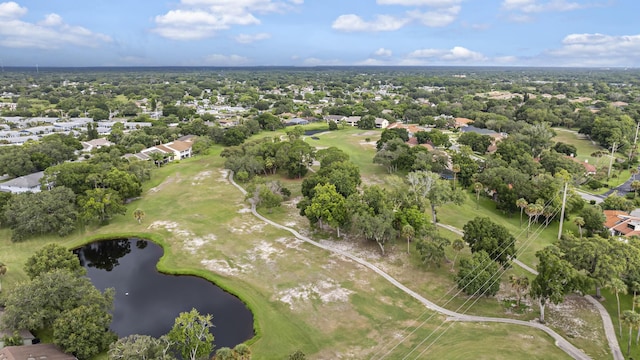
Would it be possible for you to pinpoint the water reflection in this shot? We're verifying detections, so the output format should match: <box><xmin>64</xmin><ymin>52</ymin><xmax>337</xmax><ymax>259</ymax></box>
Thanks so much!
<box><xmin>74</xmin><ymin>239</ymin><xmax>254</xmax><ymax>349</ymax></box>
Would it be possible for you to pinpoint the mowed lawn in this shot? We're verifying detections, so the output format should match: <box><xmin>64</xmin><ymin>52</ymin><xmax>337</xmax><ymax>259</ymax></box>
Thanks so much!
<box><xmin>0</xmin><ymin>140</ymin><xmax>605</xmax><ymax>359</ymax></box>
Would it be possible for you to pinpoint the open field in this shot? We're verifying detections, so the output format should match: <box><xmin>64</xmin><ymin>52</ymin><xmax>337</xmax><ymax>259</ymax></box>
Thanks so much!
<box><xmin>0</xmin><ymin>132</ymin><xmax>609</xmax><ymax>359</ymax></box>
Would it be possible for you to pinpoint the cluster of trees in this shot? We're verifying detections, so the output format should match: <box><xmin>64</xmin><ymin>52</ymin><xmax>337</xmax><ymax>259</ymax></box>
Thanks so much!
<box><xmin>222</xmin><ymin>135</ymin><xmax>315</xmax><ymax>180</ymax></box>
<box><xmin>1</xmin><ymin>244</ymin><xmax>116</xmax><ymax>359</ymax></box>
<box><xmin>0</xmin><ymin>133</ymin><xmax>82</xmax><ymax>177</ymax></box>
<box><xmin>0</xmin><ymin>153</ymin><xmax>151</xmax><ymax>241</ymax></box>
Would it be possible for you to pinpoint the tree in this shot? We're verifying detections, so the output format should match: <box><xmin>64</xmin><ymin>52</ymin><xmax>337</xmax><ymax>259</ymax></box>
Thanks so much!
<box><xmin>232</xmin><ymin>344</ymin><xmax>251</xmax><ymax>360</ymax></box>
<box><xmin>607</xmin><ymin>278</ymin><xmax>628</xmax><ymax>336</ymax></box>
<box><xmin>622</xmin><ymin>310</ymin><xmax>640</xmax><ymax>357</ymax></box>
<box><xmin>166</xmin><ymin>308</ymin><xmax>214</xmax><ymax>360</ymax></box>
<box><xmin>353</xmin><ymin>209</ymin><xmax>395</xmax><ymax>256</ymax></box>
<box><xmin>133</xmin><ymin>209</ymin><xmax>145</xmax><ymax>224</ymax></box>
<box><xmin>288</xmin><ymin>350</ymin><xmax>306</xmax><ymax>360</ymax></box>
<box><xmin>0</xmin><ymin>261</ymin><xmax>6</xmax><ymax>293</ymax></box>
<box><xmin>560</xmin><ymin>234</ymin><xmax>621</xmax><ymax>298</ymax></box>
<box><xmin>530</xmin><ymin>246</ymin><xmax>586</xmax><ymax>323</ymax></box>
<box><xmin>4</xmin><ymin>186</ymin><xmax>78</xmax><ymax>242</ymax></box>
<box><xmin>214</xmin><ymin>347</ymin><xmax>235</xmax><ymax>360</ymax></box>
<box><xmin>1</xmin><ymin>269</ymin><xmax>114</xmax><ymax>335</ymax></box>
<box><xmin>401</xmin><ymin>224</ymin><xmax>415</xmax><ymax>255</ymax></box>
<box><xmin>509</xmin><ymin>275</ymin><xmax>530</xmax><ymax>307</ymax></box>
<box><xmin>573</xmin><ymin>216</ymin><xmax>585</xmax><ymax>238</ymax></box>
<box><xmin>24</xmin><ymin>243</ymin><xmax>85</xmax><ymax>280</ymax></box>
<box><xmin>525</xmin><ymin>202</ymin><xmax>543</xmax><ymax>238</ymax></box>
<box><xmin>632</xmin><ymin>180</ymin><xmax>640</xmax><ymax>197</ymax></box>
<box><xmin>304</xmin><ymin>183</ymin><xmax>348</xmax><ymax>237</ymax></box>
<box><xmin>456</xmin><ymin>251</ymin><xmax>500</xmax><ymax>297</ymax></box>
<box><xmin>473</xmin><ymin>182</ymin><xmax>483</xmax><ymax>209</ymax></box>
<box><xmin>417</xmin><ymin>235</ymin><xmax>451</xmax><ymax>268</ymax></box>
<box><xmin>79</xmin><ymin>188</ymin><xmax>127</xmax><ymax>224</ymax></box>
<box><xmin>463</xmin><ymin>217</ymin><xmax>516</xmax><ymax>266</ymax></box>
<box><xmin>516</xmin><ymin>198</ymin><xmax>528</xmax><ymax>227</ymax></box>
<box><xmin>53</xmin><ymin>304</ymin><xmax>117</xmax><ymax>360</ymax></box>
<box><xmin>579</xmin><ymin>204</ymin><xmax>606</xmax><ymax>236</ymax></box>
<box><xmin>451</xmin><ymin>238</ymin><xmax>465</xmax><ymax>271</ymax></box>
<box><xmin>109</xmin><ymin>334</ymin><xmax>176</xmax><ymax>360</ymax></box>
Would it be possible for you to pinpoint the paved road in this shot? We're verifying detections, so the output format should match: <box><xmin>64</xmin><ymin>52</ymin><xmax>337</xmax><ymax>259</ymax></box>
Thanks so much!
<box><xmin>228</xmin><ymin>172</ymin><xmax>592</xmax><ymax>360</ymax></box>
<box><xmin>575</xmin><ymin>189</ymin><xmax>605</xmax><ymax>204</ymax></box>
<box><xmin>437</xmin><ymin>222</ymin><xmax>623</xmax><ymax>360</ymax></box>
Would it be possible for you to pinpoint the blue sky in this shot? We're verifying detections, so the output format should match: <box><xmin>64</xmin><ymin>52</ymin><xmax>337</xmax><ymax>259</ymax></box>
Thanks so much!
<box><xmin>0</xmin><ymin>0</ymin><xmax>638</xmax><ymax>67</ymax></box>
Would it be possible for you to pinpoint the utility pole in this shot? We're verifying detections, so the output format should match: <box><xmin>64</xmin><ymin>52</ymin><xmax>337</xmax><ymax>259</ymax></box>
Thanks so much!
<box><xmin>558</xmin><ymin>181</ymin><xmax>568</xmax><ymax>240</ymax></box>
<box><xmin>608</xmin><ymin>142</ymin><xmax>617</xmax><ymax>179</ymax></box>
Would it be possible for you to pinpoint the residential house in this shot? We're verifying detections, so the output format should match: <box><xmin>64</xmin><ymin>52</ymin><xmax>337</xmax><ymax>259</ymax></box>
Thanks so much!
<box><xmin>284</xmin><ymin>118</ymin><xmax>309</xmax><ymax>126</ymax></box>
<box><xmin>454</xmin><ymin>117</ymin><xmax>474</xmax><ymax>128</ymax></box>
<box><xmin>135</xmin><ymin>140</ymin><xmax>193</xmax><ymax>163</ymax></box>
<box><xmin>566</xmin><ymin>156</ymin><xmax>597</xmax><ymax>175</ymax></box>
<box><xmin>81</xmin><ymin>138</ymin><xmax>113</xmax><ymax>152</ymax></box>
<box><xmin>0</xmin><ymin>311</ymin><xmax>36</xmax><ymax>349</ymax></box>
<box><xmin>374</xmin><ymin>118</ymin><xmax>389</xmax><ymax>129</ymax></box>
<box><xmin>325</xmin><ymin>115</ymin><xmax>346</xmax><ymax>124</ymax></box>
<box><xmin>0</xmin><ymin>344</ymin><xmax>76</xmax><ymax>360</ymax></box>
<box><xmin>0</xmin><ymin>171</ymin><xmax>45</xmax><ymax>193</ymax></box>
<box><xmin>344</xmin><ymin>116</ymin><xmax>361</xmax><ymax>127</ymax></box>
<box><xmin>604</xmin><ymin>210</ymin><xmax>640</xmax><ymax>238</ymax></box>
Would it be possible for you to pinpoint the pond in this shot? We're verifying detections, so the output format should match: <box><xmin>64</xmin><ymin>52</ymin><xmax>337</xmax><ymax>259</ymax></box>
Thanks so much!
<box><xmin>74</xmin><ymin>239</ymin><xmax>254</xmax><ymax>349</ymax></box>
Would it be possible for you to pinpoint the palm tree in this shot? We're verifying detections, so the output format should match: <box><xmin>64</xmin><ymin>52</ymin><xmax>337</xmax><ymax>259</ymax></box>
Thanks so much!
<box><xmin>133</xmin><ymin>209</ymin><xmax>145</xmax><ymax>224</ymax></box>
<box><xmin>632</xmin><ymin>180</ymin><xmax>640</xmax><ymax>197</ymax></box>
<box><xmin>401</xmin><ymin>224</ymin><xmax>415</xmax><ymax>255</ymax></box>
<box><xmin>233</xmin><ymin>344</ymin><xmax>251</xmax><ymax>360</ymax></box>
<box><xmin>516</xmin><ymin>198</ymin><xmax>528</xmax><ymax>227</ymax></box>
<box><xmin>525</xmin><ymin>203</ymin><xmax>542</xmax><ymax>238</ymax></box>
<box><xmin>573</xmin><ymin>216</ymin><xmax>585</xmax><ymax>239</ymax></box>
<box><xmin>452</xmin><ymin>164</ymin><xmax>461</xmax><ymax>190</ymax></box>
<box><xmin>473</xmin><ymin>182</ymin><xmax>483</xmax><ymax>209</ymax></box>
<box><xmin>608</xmin><ymin>278</ymin><xmax>628</xmax><ymax>336</ymax></box>
<box><xmin>450</xmin><ymin>238</ymin><xmax>465</xmax><ymax>271</ymax></box>
<box><xmin>0</xmin><ymin>262</ymin><xmax>6</xmax><ymax>293</ymax></box>
<box><xmin>622</xmin><ymin>310</ymin><xmax>640</xmax><ymax>357</ymax></box>
<box><xmin>509</xmin><ymin>275</ymin><xmax>530</xmax><ymax>307</ymax></box>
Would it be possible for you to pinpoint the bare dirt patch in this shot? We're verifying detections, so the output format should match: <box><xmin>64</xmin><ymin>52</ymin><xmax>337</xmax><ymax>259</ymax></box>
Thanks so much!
<box><xmin>147</xmin><ymin>220</ymin><xmax>217</xmax><ymax>254</ymax></box>
<box><xmin>277</xmin><ymin>279</ymin><xmax>354</xmax><ymax>310</ymax></box>
<box><xmin>546</xmin><ymin>295</ymin><xmax>603</xmax><ymax>341</ymax></box>
<box><xmin>148</xmin><ymin>175</ymin><xmax>177</xmax><ymax>193</ymax></box>
<box><xmin>217</xmin><ymin>169</ymin><xmax>229</xmax><ymax>183</ymax></box>
<box><xmin>191</xmin><ymin>170</ymin><xmax>213</xmax><ymax>185</ymax></box>
<box><xmin>201</xmin><ymin>259</ymin><xmax>243</xmax><ymax>276</ymax></box>
<box><xmin>246</xmin><ymin>240</ymin><xmax>283</xmax><ymax>263</ymax></box>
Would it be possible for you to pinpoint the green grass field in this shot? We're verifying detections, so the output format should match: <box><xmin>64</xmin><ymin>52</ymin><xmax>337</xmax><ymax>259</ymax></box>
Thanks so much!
<box><xmin>0</xmin><ymin>131</ymin><xmax>610</xmax><ymax>359</ymax></box>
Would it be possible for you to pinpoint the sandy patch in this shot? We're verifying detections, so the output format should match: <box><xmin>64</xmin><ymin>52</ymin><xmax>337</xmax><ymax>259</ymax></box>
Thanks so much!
<box><xmin>148</xmin><ymin>221</ymin><xmax>217</xmax><ymax>254</ymax></box>
<box><xmin>275</xmin><ymin>237</ymin><xmax>306</xmax><ymax>251</ymax></box>
<box><xmin>201</xmin><ymin>259</ymin><xmax>243</xmax><ymax>276</ymax></box>
<box><xmin>229</xmin><ymin>221</ymin><xmax>266</xmax><ymax>234</ymax></box>
<box><xmin>545</xmin><ymin>295</ymin><xmax>601</xmax><ymax>341</ymax></box>
<box><xmin>217</xmin><ymin>169</ymin><xmax>229</xmax><ymax>182</ymax></box>
<box><xmin>246</xmin><ymin>240</ymin><xmax>283</xmax><ymax>263</ymax></box>
<box><xmin>277</xmin><ymin>279</ymin><xmax>354</xmax><ymax>309</ymax></box>
<box><xmin>237</xmin><ymin>206</ymin><xmax>252</xmax><ymax>214</ymax></box>
<box><xmin>191</xmin><ymin>170</ymin><xmax>213</xmax><ymax>185</ymax></box>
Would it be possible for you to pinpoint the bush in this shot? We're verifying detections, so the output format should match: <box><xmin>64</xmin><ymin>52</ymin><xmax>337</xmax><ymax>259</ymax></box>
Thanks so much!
<box><xmin>587</xmin><ymin>179</ymin><xmax>603</xmax><ymax>190</ymax></box>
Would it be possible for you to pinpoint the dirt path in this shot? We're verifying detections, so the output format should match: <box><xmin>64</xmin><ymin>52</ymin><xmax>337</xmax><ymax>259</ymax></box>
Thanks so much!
<box><xmin>437</xmin><ymin>222</ymin><xmax>623</xmax><ymax>360</ymax></box>
<box><xmin>228</xmin><ymin>172</ymin><xmax>592</xmax><ymax>360</ymax></box>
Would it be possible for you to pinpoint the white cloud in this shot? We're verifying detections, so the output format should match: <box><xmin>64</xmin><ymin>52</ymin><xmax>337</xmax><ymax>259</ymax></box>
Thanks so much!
<box><xmin>494</xmin><ymin>55</ymin><xmax>518</xmax><ymax>63</ymax></box>
<box><xmin>332</xmin><ymin>14</ymin><xmax>410</xmax><ymax>32</ymax></box>
<box><xmin>234</xmin><ymin>32</ymin><xmax>271</xmax><ymax>43</ymax></box>
<box><xmin>0</xmin><ymin>1</ymin><xmax>26</xmax><ymax>18</ymax></box>
<box><xmin>374</xmin><ymin>48</ymin><xmax>393</xmax><ymax>57</ymax></box>
<box><xmin>0</xmin><ymin>2</ymin><xmax>111</xmax><ymax>49</ymax></box>
<box><xmin>356</xmin><ymin>58</ymin><xmax>390</xmax><ymax>65</ymax></box>
<box><xmin>407</xmin><ymin>46</ymin><xmax>487</xmax><ymax>63</ymax></box>
<box><xmin>203</xmin><ymin>54</ymin><xmax>250</xmax><ymax>66</ymax></box>
<box><xmin>408</xmin><ymin>5</ymin><xmax>460</xmax><ymax>27</ymax></box>
<box><xmin>377</xmin><ymin>0</ymin><xmax>461</xmax><ymax>6</ymax></box>
<box><xmin>153</xmin><ymin>0</ymin><xmax>302</xmax><ymax>40</ymax></box>
<box><xmin>502</xmin><ymin>0</ymin><xmax>594</xmax><ymax>13</ymax></box>
<box><xmin>544</xmin><ymin>33</ymin><xmax>640</xmax><ymax>67</ymax></box>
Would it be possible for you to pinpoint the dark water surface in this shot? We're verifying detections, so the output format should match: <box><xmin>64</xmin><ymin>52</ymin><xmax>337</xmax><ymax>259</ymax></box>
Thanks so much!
<box><xmin>74</xmin><ymin>239</ymin><xmax>254</xmax><ymax>349</ymax></box>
